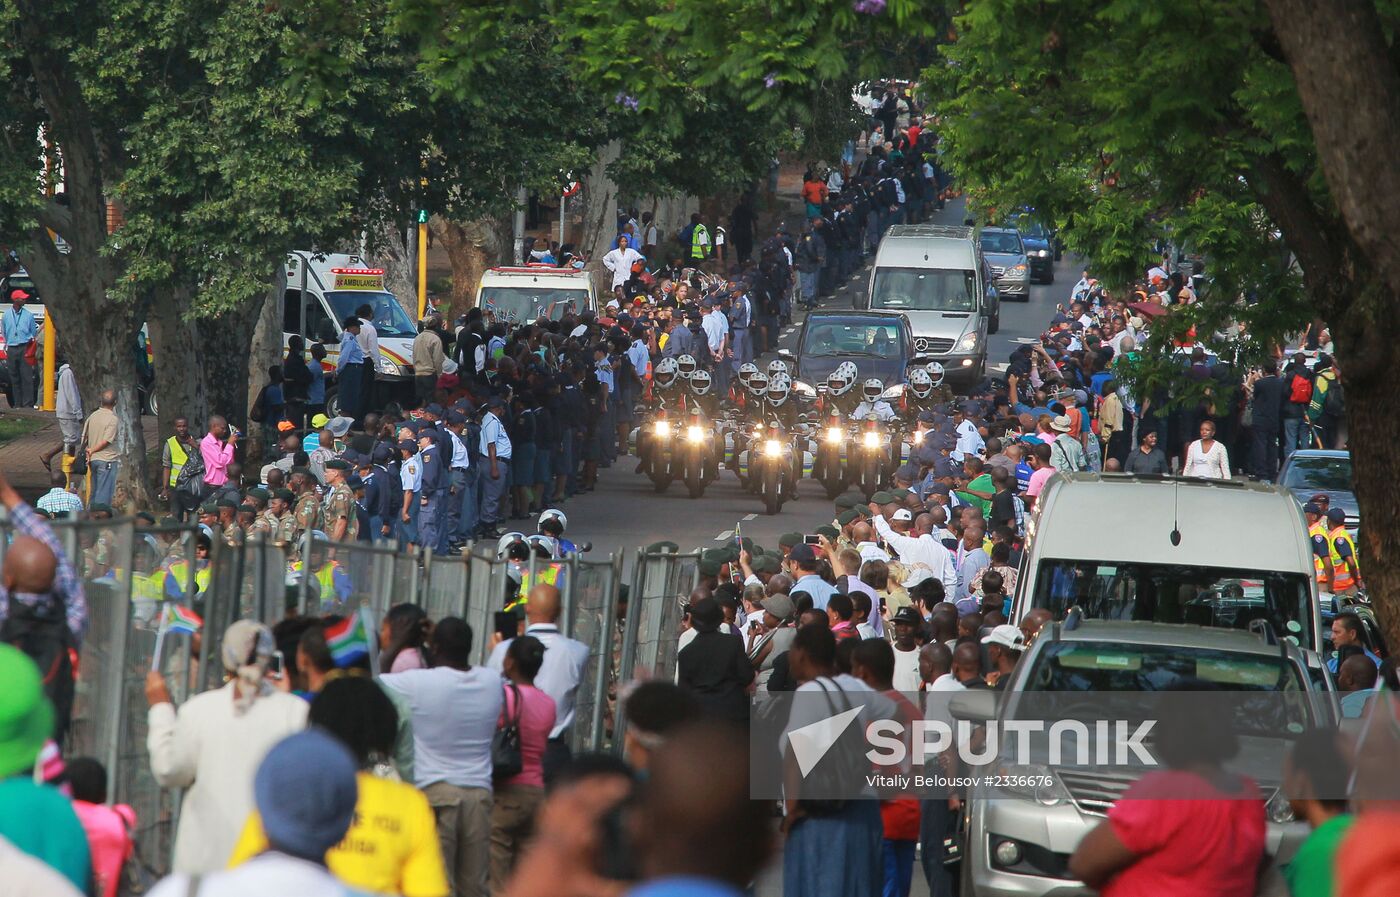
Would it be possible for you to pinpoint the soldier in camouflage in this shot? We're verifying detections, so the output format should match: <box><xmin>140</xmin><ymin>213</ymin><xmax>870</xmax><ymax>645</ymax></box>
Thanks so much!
<box><xmin>322</xmin><ymin>458</ymin><xmax>359</xmax><ymax>543</ymax></box>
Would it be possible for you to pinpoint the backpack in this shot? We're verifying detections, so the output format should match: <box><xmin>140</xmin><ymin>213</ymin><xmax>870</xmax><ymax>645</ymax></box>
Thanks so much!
<box><xmin>175</xmin><ymin>444</ymin><xmax>207</xmax><ymax>495</ymax></box>
<box><xmin>1288</xmin><ymin>372</ymin><xmax>1312</xmax><ymax>404</ymax></box>
<box><xmin>1</xmin><ymin>595</ymin><xmax>75</xmax><ymax>742</ymax></box>
<box><xmin>1323</xmin><ymin>380</ymin><xmax>1344</xmax><ymax>417</ymax></box>
<box><xmin>797</xmin><ymin>677</ymin><xmax>871</xmax><ymax>817</ymax></box>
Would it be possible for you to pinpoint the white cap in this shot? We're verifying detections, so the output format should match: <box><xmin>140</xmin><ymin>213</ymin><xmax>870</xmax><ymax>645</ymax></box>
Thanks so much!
<box><xmin>981</xmin><ymin>624</ymin><xmax>1025</xmax><ymax>651</ymax></box>
<box><xmin>891</xmin><ymin>508</ymin><xmax>913</xmax><ymax>522</ymax></box>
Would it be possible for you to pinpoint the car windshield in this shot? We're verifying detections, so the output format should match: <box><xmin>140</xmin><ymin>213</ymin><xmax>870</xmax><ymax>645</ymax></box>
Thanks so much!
<box><xmin>870</xmin><ymin>268</ymin><xmax>976</xmax><ymax>312</ymax></box>
<box><xmin>801</xmin><ymin>321</ymin><xmax>903</xmax><ymax>357</ymax></box>
<box><xmin>1011</xmin><ymin>217</ymin><xmax>1048</xmax><ymax>239</ymax></box>
<box><xmin>980</xmin><ymin>231</ymin><xmax>1023</xmax><ymax>255</ymax></box>
<box><xmin>1281</xmin><ymin>456</ymin><xmax>1352</xmax><ymax>493</ymax></box>
<box><xmin>325</xmin><ymin>291</ymin><xmax>416</xmax><ymax>338</ymax></box>
<box><xmin>480</xmin><ymin>286</ymin><xmax>590</xmax><ymax>323</ymax></box>
<box><xmin>1017</xmin><ymin>641</ymin><xmax>1313</xmax><ymax>738</ymax></box>
<box><xmin>1030</xmin><ymin>560</ymin><xmax>1315</xmax><ymax>648</ymax></box>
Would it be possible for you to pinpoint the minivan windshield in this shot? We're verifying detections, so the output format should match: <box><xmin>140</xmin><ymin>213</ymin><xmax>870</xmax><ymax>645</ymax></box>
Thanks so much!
<box><xmin>1030</xmin><ymin>560</ymin><xmax>1314</xmax><ymax>648</ymax></box>
<box><xmin>979</xmin><ymin>231</ymin><xmax>1024</xmax><ymax>255</ymax></box>
<box><xmin>480</xmin><ymin>286</ymin><xmax>590</xmax><ymax>323</ymax></box>
<box><xmin>1281</xmin><ymin>455</ymin><xmax>1352</xmax><ymax>493</ymax></box>
<box><xmin>870</xmin><ymin>268</ymin><xmax>976</xmax><ymax>312</ymax></box>
<box><xmin>325</xmin><ymin>291</ymin><xmax>417</xmax><ymax>338</ymax></box>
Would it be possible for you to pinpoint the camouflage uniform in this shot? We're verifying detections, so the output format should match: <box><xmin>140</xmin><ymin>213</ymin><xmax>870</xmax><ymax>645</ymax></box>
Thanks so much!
<box><xmin>275</xmin><ymin>511</ymin><xmax>297</xmax><ymax>547</ymax></box>
<box><xmin>323</xmin><ymin>483</ymin><xmax>359</xmax><ymax>542</ymax></box>
<box><xmin>293</xmin><ymin>491</ymin><xmax>323</xmax><ymax>544</ymax></box>
<box><xmin>222</xmin><ymin>521</ymin><xmax>245</xmax><ymax>548</ymax></box>
<box><xmin>247</xmin><ymin>510</ymin><xmax>277</xmax><ymax>542</ymax></box>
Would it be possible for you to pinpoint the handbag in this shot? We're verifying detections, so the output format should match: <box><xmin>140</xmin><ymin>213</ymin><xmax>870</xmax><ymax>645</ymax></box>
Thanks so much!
<box><xmin>491</xmin><ymin>682</ymin><xmax>524</xmax><ymax>781</ymax></box>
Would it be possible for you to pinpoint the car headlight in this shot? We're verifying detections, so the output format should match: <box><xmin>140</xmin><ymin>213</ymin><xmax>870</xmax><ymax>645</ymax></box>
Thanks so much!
<box><xmin>863</xmin><ymin>431</ymin><xmax>881</xmax><ymax>449</ymax></box>
<box><xmin>686</xmin><ymin>425</ymin><xmax>706</xmax><ymax>443</ymax></box>
<box><xmin>1008</xmin><ymin>264</ymin><xmax>1027</xmax><ymax>277</ymax></box>
<box><xmin>959</xmin><ymin>332</ymin><xmax>979</xmax><ymax>352</ymax></box>
<box><xmin>1036</xmin><ymin>249</ymin><xmax>1050</xmax><ymax>258</ymax></box>
<box><xmin>763</xmin><ymin>439</ymin><xmax>783</xmax><ymax>457</ymax></box>
<box><xmin>379</xmin><ymin>356</ymin><xmax>399</xmax><ymax>376</ymax></box>
<box><xmin>1266</xmin><ymin>789</ymin><xmax>1295</xmax><ymax>824</ymax></box>
<box><xmin>826</xmin><ymin>427</ymin><xmax>844</xmax><ymax>444</ymax></box>
<box><xmin>992</xmin><ymin>762</ymin><xmax>1071</xmax><ymax>806</ymax></box>
<box><xmin>653</xmin><ymin>420</ymin><xmax>671</xmax><ymax>437</ymax></box>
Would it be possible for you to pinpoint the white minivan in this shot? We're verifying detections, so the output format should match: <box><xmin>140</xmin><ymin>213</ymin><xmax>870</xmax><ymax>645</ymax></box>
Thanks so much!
<box><xmin>1011</xmin><ymin>472</ymin><xmax>1323</xmax><ymax>652</ymax></box>
<box><xmin>475</xmin><ymin>266</ymin><xmax>597</xmax><ymax>324</ymax></box>
<box><xmin>859</xmin><ymin>224</ymin><xmax>999</xmax><ymax>387</ymax></box>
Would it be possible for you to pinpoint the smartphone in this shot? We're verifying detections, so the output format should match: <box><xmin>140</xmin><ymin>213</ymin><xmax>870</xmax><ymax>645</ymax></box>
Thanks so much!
<box><xmin>268</xmin><ymin>650</ymin><xmax>285</xmax><ymax>680</ymax></box>
<box><xmin>493</xmin><ymin>611</ymin><xmax>519</xmax><ymax>643</ymax></box>
<box><xmin>803</xmin><ymin>534</ymin><xmax>822</xmax><ymax>545</ymax></box>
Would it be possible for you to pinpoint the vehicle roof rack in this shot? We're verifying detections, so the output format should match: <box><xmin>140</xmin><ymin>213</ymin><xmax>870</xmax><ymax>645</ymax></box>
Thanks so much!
<box><xmin>885</xmin><ymin>224</ymin><xmax>973</xmax><ymax>240</ymax></box>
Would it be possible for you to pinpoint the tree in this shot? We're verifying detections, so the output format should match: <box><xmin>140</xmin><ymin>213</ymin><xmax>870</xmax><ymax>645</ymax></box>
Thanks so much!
<box><xmin>923</xmin><ymin>0</ymin><xmax>1400</xmax><ymax>650</ymax></box>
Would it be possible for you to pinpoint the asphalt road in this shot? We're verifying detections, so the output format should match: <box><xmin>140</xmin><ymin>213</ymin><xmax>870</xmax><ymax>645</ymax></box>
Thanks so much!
<box><xmin>560</xmin><ymin>198</ymin><xmax>1080</xmax><ymax>563</ymax></box>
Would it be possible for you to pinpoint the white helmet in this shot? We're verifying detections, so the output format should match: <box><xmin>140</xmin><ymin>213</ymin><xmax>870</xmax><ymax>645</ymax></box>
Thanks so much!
<box><xmin>738</xmin><ymin>362</ymin><xmax>759</xmax><ymax>387</ymax></box>
<box><xmin>654</xmin><ymin>356</ymin><xmax>679</xmax><ymax>389</ymax></box>
<box><xmin>768</xmin><ymin>374</ymin><xmax>791</xmax><ymax>406</ymax></box>
<box><xmin>526</xmin><ymin>534</ymin><xmax>559</xmax><ymax>559</ymax></box>
<box><xmin>828</xmin><ymin>361</ymin><xmax>858</xmax><ymax>396</ymax></box>
<box><xmin>677</xmin><ymin>354</ymin><xmax>698</xmax><ymax>377</ymax></box>
<box><xmin>496</xmin><ymin>532</ymin><xmax>527</xmax><ymax>560</ymax></box>
<box><xmin>747</xmin><ymin>370</ymin><xmax>770</xmax><ymax>396</ymax></box>
<box><xmin>538</xmin><ymin>508</ymin><xmax>568</xmax><ymax>533</ymax></box>
<box><xmin>768</xmin><ymin>358</ymin><xmax>791</xmax><ymax>379</ymax></box>
<box><xmin>907</xmin><ymin>367</ymin><xmax>933</xmax><ymax>399</ymax></box>
<box><xmin>862</xmin><ymin>378</ymin><xmax>885</xmax><ymax>402</ymax></box>
<box><xmin>690</xmin><ymin>369</ymin><xmax>712</xmax><ymax>395</ymax></box>
<box><xmin>926</xmin><ymin>361</ymin><xmax>945</xmax><ymax>386</ymax></box>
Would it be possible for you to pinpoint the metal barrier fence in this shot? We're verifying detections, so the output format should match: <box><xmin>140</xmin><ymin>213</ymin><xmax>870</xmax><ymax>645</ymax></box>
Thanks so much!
<box><xmin>0</xmin><ymin>514</ymin><xmax>690</xmax><ymax>883</ymax></box>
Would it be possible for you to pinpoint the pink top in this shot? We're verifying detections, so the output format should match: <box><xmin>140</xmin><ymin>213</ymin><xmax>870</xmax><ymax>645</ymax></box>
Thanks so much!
<box><xmin>499</xmin><ymin>683</ymin><xmax>556</xmax><ymax>789</ymax></box>
<box><xmin>72</xmin><ymin>800</ymin><xmax>135</xmax><ymax>897</ymax></box>
<box><xmin>199</xmin><ymin>433</ymin><xmax>236</xmax><ymax>486</ymax></box>
<box><xmin>389</xmin><ymin>646</ymin><xmax>427</xmax><ymax>673</ymax></box>
<box><xmin>1026</xmin><ymin>465</ymin><xmax>1056</xmax><ymax>498</ymax></box>
<box><xmin>1105</xmin><ymin>770</ymin><xmax>1264</xmax><ymax>897</ymax></box>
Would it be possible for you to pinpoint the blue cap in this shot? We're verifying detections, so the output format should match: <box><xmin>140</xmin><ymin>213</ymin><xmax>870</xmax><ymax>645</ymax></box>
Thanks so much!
<box><xmin>254</xmin><ymin>730</ymin><xmax>358</xmax><ymax>861</ymax></box>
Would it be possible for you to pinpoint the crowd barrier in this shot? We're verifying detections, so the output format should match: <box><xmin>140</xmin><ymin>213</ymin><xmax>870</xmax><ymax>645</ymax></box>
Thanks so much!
<box><xmin>0</xmin><ymin>515</ymin><xmax>692</xmax><ymax>881</ymax></box>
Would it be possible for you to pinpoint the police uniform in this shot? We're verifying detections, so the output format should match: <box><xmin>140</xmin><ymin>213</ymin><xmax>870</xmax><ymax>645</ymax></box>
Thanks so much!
<box><xmin>323</xmin><ymin>460</ymin><xmax>359</xmax><ymax>543</ymax></box>
<box><xmin>417</xmin><ymin>436</ymin><xmax>445</xmax><ymax>552</ymax></box>
<box><xmin>398</xmin><ymin>440</ymin><xmax>424</xmax><ymax>546</ymax></box>
<box><xmin>444</xmin><ymin>413</ymin><xmax>475</xmax><ymax>548</ymax></box>
<box><xmin>853</xmin><ymin>398</ymin><xmax>897</xmax><ymax>422</ymax></box>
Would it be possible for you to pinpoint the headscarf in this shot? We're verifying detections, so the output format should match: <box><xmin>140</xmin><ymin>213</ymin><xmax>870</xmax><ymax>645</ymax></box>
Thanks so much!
<box><xmin>220</xmin><ymin>620</ymin><xmax>274</xmax><ymax>715</ymax></box>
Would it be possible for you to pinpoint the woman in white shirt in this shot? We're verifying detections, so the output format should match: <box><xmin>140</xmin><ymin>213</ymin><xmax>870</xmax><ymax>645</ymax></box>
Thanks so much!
<box><xmin>1182</xmin><ymin>420</ymin><xmax>1230</xmax><ymax>479</ymax></box>
<box><xmin>601</xmin><ymin>236</ymin><xmax>642</xmax><ymax>291</ymax></box>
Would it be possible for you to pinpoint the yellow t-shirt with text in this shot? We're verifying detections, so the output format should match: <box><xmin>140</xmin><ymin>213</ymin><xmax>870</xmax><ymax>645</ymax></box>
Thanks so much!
<box><xmin>229</xmin><ymin>772</ymin><xmax>448</xmax><ymax>897</ymax></box>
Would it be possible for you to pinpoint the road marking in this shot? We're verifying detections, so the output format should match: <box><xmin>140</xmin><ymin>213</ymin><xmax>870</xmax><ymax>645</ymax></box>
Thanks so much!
<box><xmin>743</xmin><ymin>513</ymin><xmax>758</xmax><ymax>521</ymax></box>
<box><xmin>715</xmin><ymin>529</ymin><xmax>734</xmax><ymax>542</ymax></box>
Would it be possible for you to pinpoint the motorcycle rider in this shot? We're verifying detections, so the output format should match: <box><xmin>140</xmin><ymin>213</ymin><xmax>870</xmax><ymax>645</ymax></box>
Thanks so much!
<box><xmin>853</xmin><ymin>378</ymin><xmax>898</xmax><ymax>423</ymax></box>
<box><xmin>905</xmin><ymin>366</ymin><xmax>941</xmax><ymax>417</ymax></box>
<box><xmin>687</xmin><ymin>368</ymin><xmax>722</xmax><ymax>420</ymax></box>
<box><xmin>637</xmin><ymin>356</ymin><xmax>682</xmax><ymax>476</ymax></box>
<box><xmin>824</xmin><ymin>360</ymin><xmax>861</xmax><ymax>418</ymax></box>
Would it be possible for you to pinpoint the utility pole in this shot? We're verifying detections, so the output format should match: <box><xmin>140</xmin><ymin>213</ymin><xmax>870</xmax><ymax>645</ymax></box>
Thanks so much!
<box><xmin>41</xmin><ymin>132</ymin><xmax>57</xmax><ymax>411</ymax></box>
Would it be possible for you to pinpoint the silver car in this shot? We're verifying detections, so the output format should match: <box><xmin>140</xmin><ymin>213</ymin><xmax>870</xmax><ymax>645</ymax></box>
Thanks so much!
<box><xmin>951</xmin><ymin>619</ymin><xmax>1334</xmax><ymax>897</ymax></box>
<box><xmin>978</xmin><ymin>227</ymin><xmax>1031</xmax><ymax>301</ymax></box>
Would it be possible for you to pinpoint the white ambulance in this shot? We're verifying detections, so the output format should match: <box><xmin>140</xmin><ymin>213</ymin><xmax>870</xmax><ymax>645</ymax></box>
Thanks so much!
<box><xmin>475</xmin><ymin>265</ymin><xmax>597</xmax><ymax>324</ymax></box>
<box><xmin>282</xmin><ymin>251</ymin><xmax>419</xmax><ymax>411</ymax></box>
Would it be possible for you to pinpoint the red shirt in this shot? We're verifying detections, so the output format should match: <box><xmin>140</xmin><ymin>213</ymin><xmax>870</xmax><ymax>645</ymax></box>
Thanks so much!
<box><xmin>878</xmin><ymin>690</ymin><xmax>922</xmax><ymax>841</ymax></box>
<box><xmin>1104</xmin><ymin>770</ymin><xmax>1264</xmax><ymax>897</ymax></box>
<box><xmin>907</xmin><ymin>126</ymin><xmax>922</xmax><ymax>147</ymax></box>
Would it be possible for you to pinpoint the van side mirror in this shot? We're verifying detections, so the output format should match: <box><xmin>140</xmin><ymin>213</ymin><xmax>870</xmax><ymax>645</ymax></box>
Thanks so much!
<box><xmin>948</xmin><ymin>689</ymin><xmax>999</xmax><ymax>723</ymax></box>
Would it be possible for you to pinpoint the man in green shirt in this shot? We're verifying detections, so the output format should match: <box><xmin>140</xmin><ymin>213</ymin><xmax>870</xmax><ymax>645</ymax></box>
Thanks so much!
<box><xmin>1283</xmin><ymin>727</ymin><xmax>1354</xmax><ymax>897</ymax></box>
<box><xmin>0</xmin><ymin>646</ymin><xmax>91</xmax><ymax>892</ymax></box>
<box><xmin>955</xmin><ymin>456</ymin><xmax>995</xmax><ymax>517</ymax></box>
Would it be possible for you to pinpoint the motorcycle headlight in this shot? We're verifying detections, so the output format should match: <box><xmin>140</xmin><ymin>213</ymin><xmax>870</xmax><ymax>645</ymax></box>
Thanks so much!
<box><xmin>753</xmin><ymin>424</ymin><xmax>764</xmax><ymax>437</ymax></box>
<box><xmin>378</xmin><ymin>356</ymin><xmax>399</xmax><ymax>376</ymax></box>
<box><xmin>653</xmin><ymin>420</ymin><xmax>671</xmax><ymax>437</ymax></box>
<box><xmin>826</xmin><ymin>427</ymin><xmax>844</xmax><ymax>444</ymax></box>
<box><xmin>687</xmin><ymin>425</ymin><xmax>706</xmax><ymax>443</ymax></box>
<box><xmin>959</xmin><ymin>332</ymin><xmax>979</xmax><ymax>352</ymax></box>
<box><xmin>863</xmin><ymin>431</ymin><xmax>881</xmax><ymax>449</ymax></box>
<box><xmin>1036</xmin><ymin>249</ymin><xmax>1050</xmax><ymax>258</ymax></box>
<box><xmin>764</xmin><ymin>439</ymin><xmax>783</xmax><ymax>457</ymax></box>
<box><xmin>1008</xmin><ymin>264</ymin><xmax>1027</xmax><ymax>277</ymax></box>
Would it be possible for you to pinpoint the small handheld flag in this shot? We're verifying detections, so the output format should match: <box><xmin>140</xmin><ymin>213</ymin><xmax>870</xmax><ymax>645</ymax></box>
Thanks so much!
<box><xmin>325</xmin><ymin>609</ymin><xmax>372</xmax><ymax>667</ymax></box>
<box><xmin>165</xmin><ymin>604</ymin><xmax>203</xmax><ymax>635</ymax></box>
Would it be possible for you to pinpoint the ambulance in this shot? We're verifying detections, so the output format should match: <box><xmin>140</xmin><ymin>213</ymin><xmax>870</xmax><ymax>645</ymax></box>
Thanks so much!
<box><xmin>475</xmin><ymin>265</ymin><xmax>597</xmax><ymax>324</ymax></box>
<box><xmin>283</xmin><ymin>251</ymin><xmax>419</xmax><ymax>412</ymax></box>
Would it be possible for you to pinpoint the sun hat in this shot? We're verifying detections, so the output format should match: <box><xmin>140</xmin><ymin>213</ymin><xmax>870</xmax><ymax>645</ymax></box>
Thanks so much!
<box><xmin>0</xmin><ymin>645</ymin><xmax>55</xmax><ymax>778</ymax></box>
<box><xmin>1049</xmin><ymin>415</ymin><xmax>1073</xmax><ymax>433</ymax></box>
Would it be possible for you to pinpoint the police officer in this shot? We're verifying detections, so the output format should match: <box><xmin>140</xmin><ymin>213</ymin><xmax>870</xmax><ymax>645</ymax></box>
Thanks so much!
<box><xmin>348</xmin><ymin>473</ymin><xmax>372</xmax><ymax>544</ymax></box>
<box><xmin>478</xmin><ymin>392</ymin><xmax>513</xmax><ymax>539</ymax></box>
<box><xmin>270</xmin><ymin>488</ymin><xmax>296</xmax><ymax>547</ymax></box>
<box><xmin>354</xmin><ymin>453</ymin><xmax>386</xmax><ymax>543</ymax></box>
<box><xmin>444</xmin><ymin>408</ymin><xmax>474</xmax><ymax>550</ymax></box>
<box><xmin>322</xmin><ymin>458</ymin><xmax>359</xmax><ymax>543</ymax></box>
<box><xmin>416</xmin><ymin>427</ymin><xmax>446</xmax><ymax>553</ymax></box>
<box><xmin>397</xmin><ymin>437</ymin><xmax>423</xmax><ymax>548</ymax></box>
<box><xmin>727</xmin><ymin>281</ymin><xmax>753</xmax><ymax>383</ymax></box>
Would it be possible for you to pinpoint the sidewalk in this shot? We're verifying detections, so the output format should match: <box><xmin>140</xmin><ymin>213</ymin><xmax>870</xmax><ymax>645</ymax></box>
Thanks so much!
<box><xmin>0</xmin><ymin>406</ymin><xmax>160</xmax><ymax>502</ymax></box>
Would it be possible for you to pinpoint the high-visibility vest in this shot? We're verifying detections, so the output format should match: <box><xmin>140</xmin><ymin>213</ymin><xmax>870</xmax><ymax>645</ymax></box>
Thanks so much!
<box><xmin>507</xmin><ymin>563</ymin><xmax>564</xmax><ymax>611</ymax></box>
<box><xmin>163</xmin><ymin>560</ymin><xmax>211</xmax><ymax>600</ymax></box>
<box><xmin>1308</xmin><ymin>521</ymin><xmax>1328</xmax><ymax>583</ymax></box>
<box><xmin>690</xmin><ymin>224</ymin><xmax>709</xmax><ymax>260</ymax></box>
<box><xmin>1328</xmin><ymin>526</ymin><xmax>1358</xmax><ymax>590</ymax></box>
<box><xmin>167</xmin><ymin>437</ymin><xmax>189</xmax><ymax>487</ymax></box>
<box><xmin>289</xmin><ymin>560</ymin><xmax>347</xmax><ymax>604</ymax></box>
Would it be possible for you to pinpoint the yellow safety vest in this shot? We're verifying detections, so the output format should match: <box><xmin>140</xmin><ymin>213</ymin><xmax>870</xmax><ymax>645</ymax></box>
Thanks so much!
<box><xmin>164</xmin><ymin>560</ymin><xmax>211</xmax><ymax>598</ymax></box>
<box><xmin>507</xmin><ymin>564</ymin><xmax>563</xmax><ymax>611</ymax></box>
<box><xmin>1327</xmin><ymin>526</ymin><xmax>1358</xmax><ymax>590</ymax></box>
<box><xmin>167</xmin><ymin>437</ymin><xmax>190</xmax><ymax>487</ymax></box>
<box><xmin>290</xmin><ymin>560</ymin><xmax>343</xmax><ymax>602</ymax></box>
<box><xmin>1308</xmin><ymin>521</ymin><xmax>1328</xmax><ymax>583</ymax></box>
<box><xmin>690</xmin><ymin>224</ymin><xmax>709</xmax><ymax>260</ymax></box>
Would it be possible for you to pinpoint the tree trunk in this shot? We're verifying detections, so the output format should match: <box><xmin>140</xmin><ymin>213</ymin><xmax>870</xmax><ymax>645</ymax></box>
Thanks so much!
<box><xmin>64</xmin><ymin>325</ymin><xmax>151</xmax><ymax>511</ymax></box>
<box><xmin>195</xmin><ymin>296</ymin><xmax>266</xmax><ymax>432</ymax></box>
<box><xmin>429</xmin><ymin>215</ymin><xmax>508</xmax><ymax>320</ymax></box>
<box><xmin>244</xmin><ymin>271</ymin><xmax>286</xmax><ymax>464</ymax></box>
<box><xmin>370</xmin><ymin>221</ymin><xmax>418</xmax><ymax>322</ymax></box>
<box><xmin>581</xmin><ymin>140</ymin><xmax>622</xmax><ymax>278</ymax></box>
<box><xmin>148</xmin><ymin>284</ymin><xmax>210</xmax><ymax>439</ymax></box>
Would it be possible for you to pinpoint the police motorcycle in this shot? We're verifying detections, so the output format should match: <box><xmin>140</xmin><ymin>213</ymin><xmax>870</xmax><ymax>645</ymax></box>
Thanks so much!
<box><xmin>805</xmin><ymin>361</ymin><xmax>860</xmax><ymax>500</ymax></box>
<box><xmin>650</xmin><ymin>366</ymin><xmax>722</xmax><ymax>498</ymax></box>
<box><xmin>742</xmin><ymin>374</ymin><xmax>812</xmax><ymax>515</ymax></box>
<box><xmin>849</xmin><ymin>377</ymin><xmax>900</xmax><ymax>501</ymax></box>
<box><xmin>728</xmin><ymin>369</ymin><xmax>771</xmax><ymax>484</ymax></box>
<box><xmin>635</xmin><ymin>356</ymin><xmax>681</xmax><ymax>483</ymax></box>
